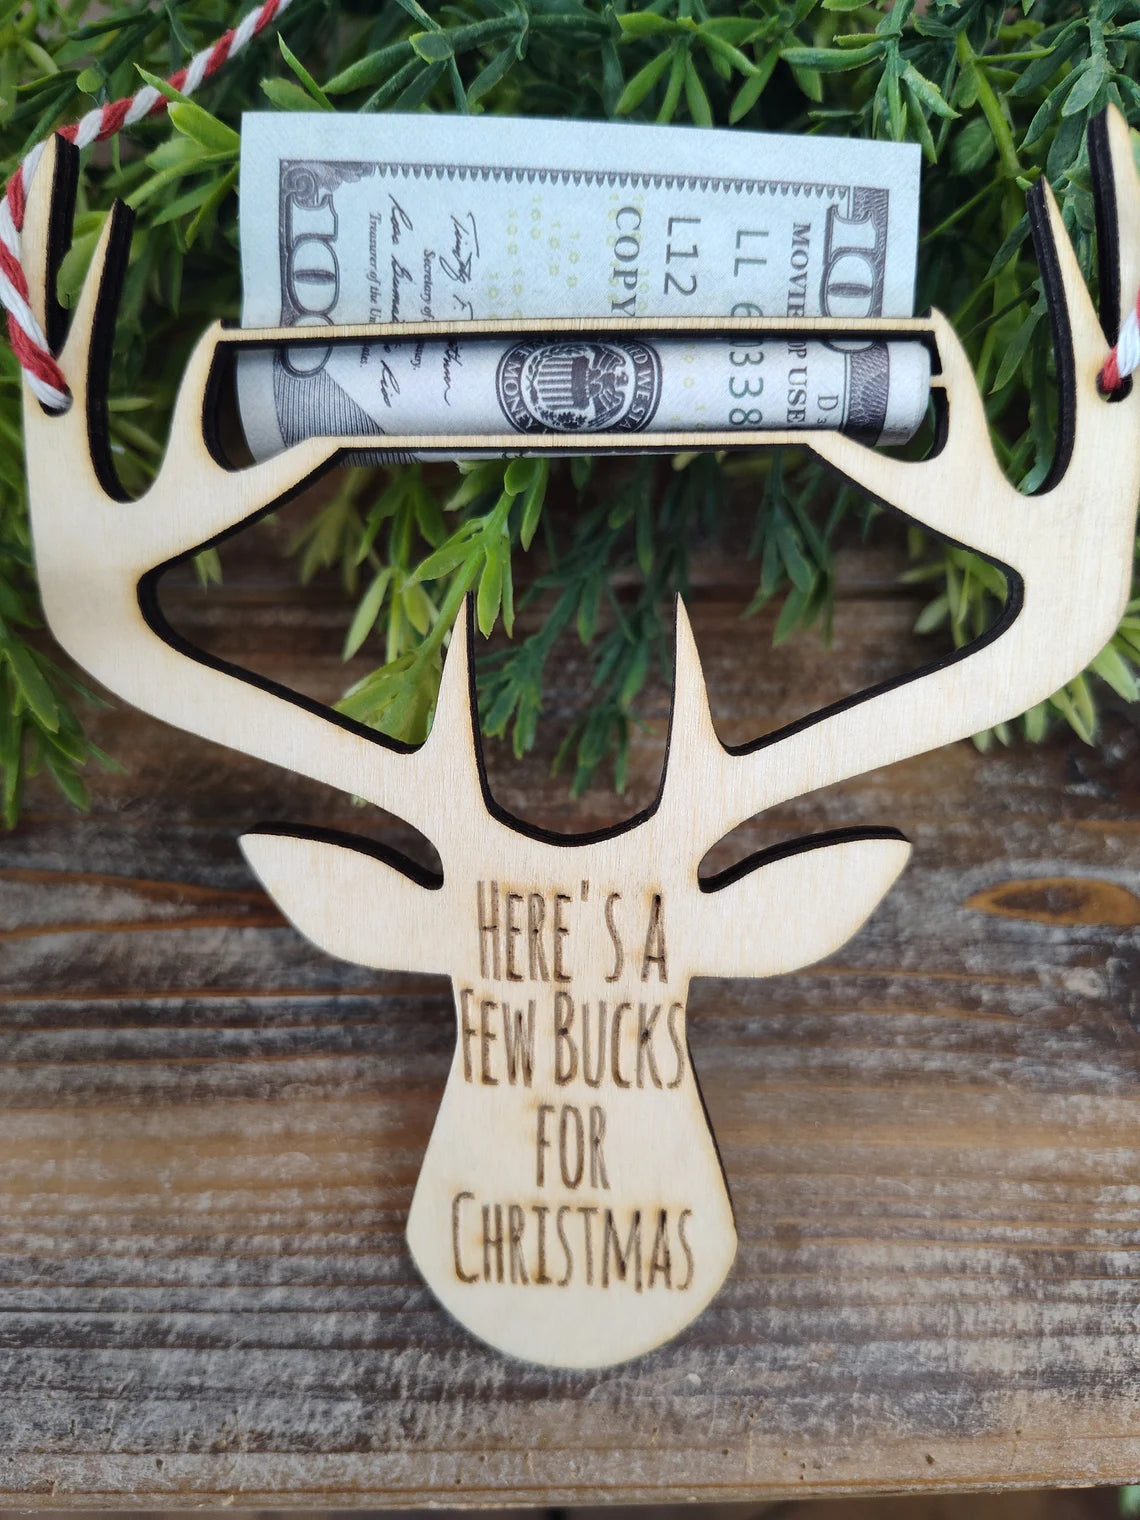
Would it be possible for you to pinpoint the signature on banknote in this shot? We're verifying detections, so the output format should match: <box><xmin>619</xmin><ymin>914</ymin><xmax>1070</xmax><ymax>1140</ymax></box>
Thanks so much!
<box><xmin>442</xmin><ymin>210</ymin><xmax>480</xmax><ymax>285</ymax></box>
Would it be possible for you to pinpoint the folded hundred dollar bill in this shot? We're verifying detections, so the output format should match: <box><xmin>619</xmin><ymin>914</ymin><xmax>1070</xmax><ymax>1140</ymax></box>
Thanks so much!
<box><xmin>237</xmin><ymin>113</ymin><xmax>926</xmax><ymax>459</ymax></box>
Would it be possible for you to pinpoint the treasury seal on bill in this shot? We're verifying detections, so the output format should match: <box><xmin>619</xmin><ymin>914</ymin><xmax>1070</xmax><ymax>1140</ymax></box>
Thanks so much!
<box><xmin>496</xmin><ymin>340</ymin><xmax>663</xmax><ymax>433</ymax></box>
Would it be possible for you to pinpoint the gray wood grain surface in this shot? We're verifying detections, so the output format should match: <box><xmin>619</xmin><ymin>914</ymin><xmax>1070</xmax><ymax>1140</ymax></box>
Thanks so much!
<box><xmin>4</xmin><ymin>507</ymin><xmax>1140</xmax><ymax>1506</ymax></box>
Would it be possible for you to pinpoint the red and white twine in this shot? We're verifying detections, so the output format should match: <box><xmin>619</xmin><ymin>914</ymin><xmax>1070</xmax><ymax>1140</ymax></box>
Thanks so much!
<box><xmin>1100</xmin><ymin>289</ymin><xmax>1140</xmax><ymax>394</ymax></box>
<box><xmin>0</xmin><ymin>1</ymin><xmax>1136</xmax><ymax>407</ymax></box>
<box><xmin>0</xmin><ymin>0</ymin><xmax>293</xmax><ymax>411</ymax></box>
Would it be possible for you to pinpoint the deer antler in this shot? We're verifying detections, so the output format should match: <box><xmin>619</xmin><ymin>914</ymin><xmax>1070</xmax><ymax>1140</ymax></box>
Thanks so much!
<box><xmin>664</xmin><ymin>105</ymin><xmax>1140</xmax><ymax>859</ymax></box>
<box><xmin>22</xmin><ymin>115</ymin><xmax>1140</xmax><ymax>869</ymax></box>
<box><xmin>20</xmin><ymin>136</ymin><xmax>482</xmax><ymax>843</ymax></box>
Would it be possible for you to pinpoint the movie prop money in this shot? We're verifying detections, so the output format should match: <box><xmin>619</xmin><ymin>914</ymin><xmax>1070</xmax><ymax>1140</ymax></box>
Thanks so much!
<box><xmin>258</xmin><ymin>334</ymin><xmax>930</xmax><ymax>458</ymax></box>
<box><xmin>236</xmin><ymin>114</ymin><xmax>927</xmax><ymax>458</ymax></box>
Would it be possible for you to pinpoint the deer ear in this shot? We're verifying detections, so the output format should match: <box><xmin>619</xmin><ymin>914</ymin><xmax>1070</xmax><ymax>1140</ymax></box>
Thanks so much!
<box><xmin>240</xmin><ymin>826</ymin><xmax>444</xmax><ymax>974</ymax></box>
<box><xmin>693</xmin><ymin>829</ymin><xmax>910</xmax><ymax>979</ymax></box>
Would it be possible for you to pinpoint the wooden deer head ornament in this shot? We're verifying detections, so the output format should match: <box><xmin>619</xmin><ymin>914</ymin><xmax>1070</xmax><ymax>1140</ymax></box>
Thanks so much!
<box><xmin>19</xmin><ymin>109</ymin><xmax>1140</xmax><ymax>1369</ymax></box>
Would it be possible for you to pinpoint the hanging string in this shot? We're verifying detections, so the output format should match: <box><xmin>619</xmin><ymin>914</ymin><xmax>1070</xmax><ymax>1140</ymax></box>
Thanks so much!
<box><xmin>1099</xmin><ymin>286</ymin><xmax>1140</xmax><ymax>394</ymax></box>
<box><xmin>0</xmin><ymin>0</ymin><xmax>294</xmax><ymax>411</ymax></box>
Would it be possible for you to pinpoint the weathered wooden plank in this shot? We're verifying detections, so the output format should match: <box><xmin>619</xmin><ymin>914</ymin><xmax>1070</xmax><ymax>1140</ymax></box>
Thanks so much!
<box><xmin>3</xmin><ymin>530</ymin><xmax>1140</xmax><ymax>1503</ymax></box>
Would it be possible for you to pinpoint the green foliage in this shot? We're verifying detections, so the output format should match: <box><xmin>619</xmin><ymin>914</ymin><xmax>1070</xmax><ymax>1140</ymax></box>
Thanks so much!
<box><xmin>480</xmin><ymin>454</ymin><xmax>720</xmax><ymax>795</ymax></box>
<box><xmin>2</xmin><ymin>0</ymin><xmax>1140</xmax><ymax>819</ymax></box>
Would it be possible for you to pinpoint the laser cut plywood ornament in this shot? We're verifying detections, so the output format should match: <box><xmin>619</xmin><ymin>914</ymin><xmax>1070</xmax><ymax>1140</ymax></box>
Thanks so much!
<box><xmin>19</xmin><ymin>109</ymin><xmax>1140</xmax><ymax>1370</ymax></box>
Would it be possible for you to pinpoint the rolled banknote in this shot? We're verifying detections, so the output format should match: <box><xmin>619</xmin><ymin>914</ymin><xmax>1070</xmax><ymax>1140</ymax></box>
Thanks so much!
<box><xmin>262</xmin><ymin>333</ymin><xmax>929</xmax><ymax>459</ymax></box>
<box><xmin>237</xmin><ymin>113</ymin><xmax>928</xmax><ymax>458</ymax></box>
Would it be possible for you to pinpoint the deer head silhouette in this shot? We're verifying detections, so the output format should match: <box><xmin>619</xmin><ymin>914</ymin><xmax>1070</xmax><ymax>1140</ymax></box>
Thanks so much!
<box><xmin>20</xmin><ymin>109</ymin><xmax>1140</xmax><ymax>1368</ymax></box>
